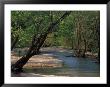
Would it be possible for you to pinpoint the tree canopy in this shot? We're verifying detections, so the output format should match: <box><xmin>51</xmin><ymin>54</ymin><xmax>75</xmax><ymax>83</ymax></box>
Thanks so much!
<box><xmin>11</xmin><ymin>11</ymin><xmax>100</xmax><ymax>72</ymax></box>
<box><xmin>11</xmin><ymin>11</ymin><xmax>99</xmax><ymax>54</ymax></box>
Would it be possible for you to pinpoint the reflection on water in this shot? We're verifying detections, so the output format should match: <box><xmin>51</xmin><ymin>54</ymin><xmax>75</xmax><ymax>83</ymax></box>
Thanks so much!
<box><xmin>12</xmin><ymin>47</ymin><xmax>100</xmax><ymax>77</ymax></box>
<box><xmin>24</xmin><ymin>48</ymin><xmax>100</xmax><ymax>77</ymax></box>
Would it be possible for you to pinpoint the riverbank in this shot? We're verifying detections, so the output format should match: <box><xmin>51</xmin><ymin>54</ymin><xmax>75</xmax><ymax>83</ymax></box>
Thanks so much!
<box><xmin>11</xmin><ymin>47</ymin><xmax>100</xmax><ymax>77</ymax></box>
<box><xmin>11</xmin><ymin>55</ymin><xmax>63</xmax><ymax>68</ymax></box>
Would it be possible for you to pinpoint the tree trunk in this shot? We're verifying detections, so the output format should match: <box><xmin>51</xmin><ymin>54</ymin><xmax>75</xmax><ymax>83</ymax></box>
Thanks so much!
<box><xmin>11</xmin><ymin>11</ymin><xmax>71</xmax><ymax>73</ymax></box>
<box><xmin>11</xmin><ymin>35</ymin><xmax>19</xmax><ymax>51</ymax></box>
<box><xmin>82</xmin><ymin>39</ymin><xmax>86</xmax><ymax>57</ymax></box>
<box><xmin>76</xmin><ymin>21</ymin><xmax>81</xmax><ymax>57</ymax></box>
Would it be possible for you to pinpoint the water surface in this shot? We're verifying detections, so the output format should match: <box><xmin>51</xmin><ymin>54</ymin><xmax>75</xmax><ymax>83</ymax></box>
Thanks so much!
<box><xmin>22</xmin><ymin>47</ymin><xmax>100</xmax><ymax>77</ymax></box>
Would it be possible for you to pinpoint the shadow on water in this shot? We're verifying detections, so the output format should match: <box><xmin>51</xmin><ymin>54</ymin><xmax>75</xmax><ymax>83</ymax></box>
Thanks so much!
<box><xmin>12</xmin><ymin>47</ymin><xmax>100</xmax><ymax>77</ymax></box>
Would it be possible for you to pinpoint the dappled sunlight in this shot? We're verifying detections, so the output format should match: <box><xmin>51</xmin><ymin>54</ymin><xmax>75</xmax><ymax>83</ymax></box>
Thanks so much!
<box><xmin>11</xmin><ymin>11</ymin><xmax>100</xmax><ymax>77</ymax></box>
<box><xmin>11</xmin><ymin>47</ymin><xmax>100</xmax><ymax>77</ymax></box>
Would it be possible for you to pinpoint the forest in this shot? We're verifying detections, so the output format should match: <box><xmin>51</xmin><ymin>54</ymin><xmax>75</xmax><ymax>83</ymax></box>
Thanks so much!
<box><xmin>11</xmin><ymin>11</ymin><xmax>100</xmax><ymax>77</ymax></box>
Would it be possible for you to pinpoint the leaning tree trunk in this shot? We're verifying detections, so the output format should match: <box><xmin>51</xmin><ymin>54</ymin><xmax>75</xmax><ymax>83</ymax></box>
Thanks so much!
<box><xmin>11</xmin><ymin>11</ymin><xmax>71</xmax><ymax>73</ymax></box>
<box><xmin>11</xmin><ymin>35</ymin><xmax>19</xmax><ymax>51</ymax></box>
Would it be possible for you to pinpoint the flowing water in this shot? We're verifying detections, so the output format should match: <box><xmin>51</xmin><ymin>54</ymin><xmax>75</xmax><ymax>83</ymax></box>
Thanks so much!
<box><xmin>19</xmin><ymin>47</ymin><xmax>100</xmax><ymax>77</ymax></box>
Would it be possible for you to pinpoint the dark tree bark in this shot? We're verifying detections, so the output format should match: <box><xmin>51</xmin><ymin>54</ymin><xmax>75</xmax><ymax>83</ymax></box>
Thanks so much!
<box><xmin>11</xmin><ymin>11</ymin><xmax>71</xmax><ymax>73</ymax></box>
<box><xmin>11</xmin><ymin>35</ymin><xmax>19</xmax><ymax>51</ymax></box>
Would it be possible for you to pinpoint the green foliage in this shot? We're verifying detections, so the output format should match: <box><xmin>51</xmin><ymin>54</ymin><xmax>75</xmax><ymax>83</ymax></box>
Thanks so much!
<box><xmin>11</xmin><ymin>11</ymin><xmax>100</xmax><ymax>57</ymax></box>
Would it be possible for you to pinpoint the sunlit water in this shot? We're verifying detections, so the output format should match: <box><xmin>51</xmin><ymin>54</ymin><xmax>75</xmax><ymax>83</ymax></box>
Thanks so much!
<box><xmin>12</xmin><ymin>47</ymin><xmax>100</xmax><ymax>77</ymax></box>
